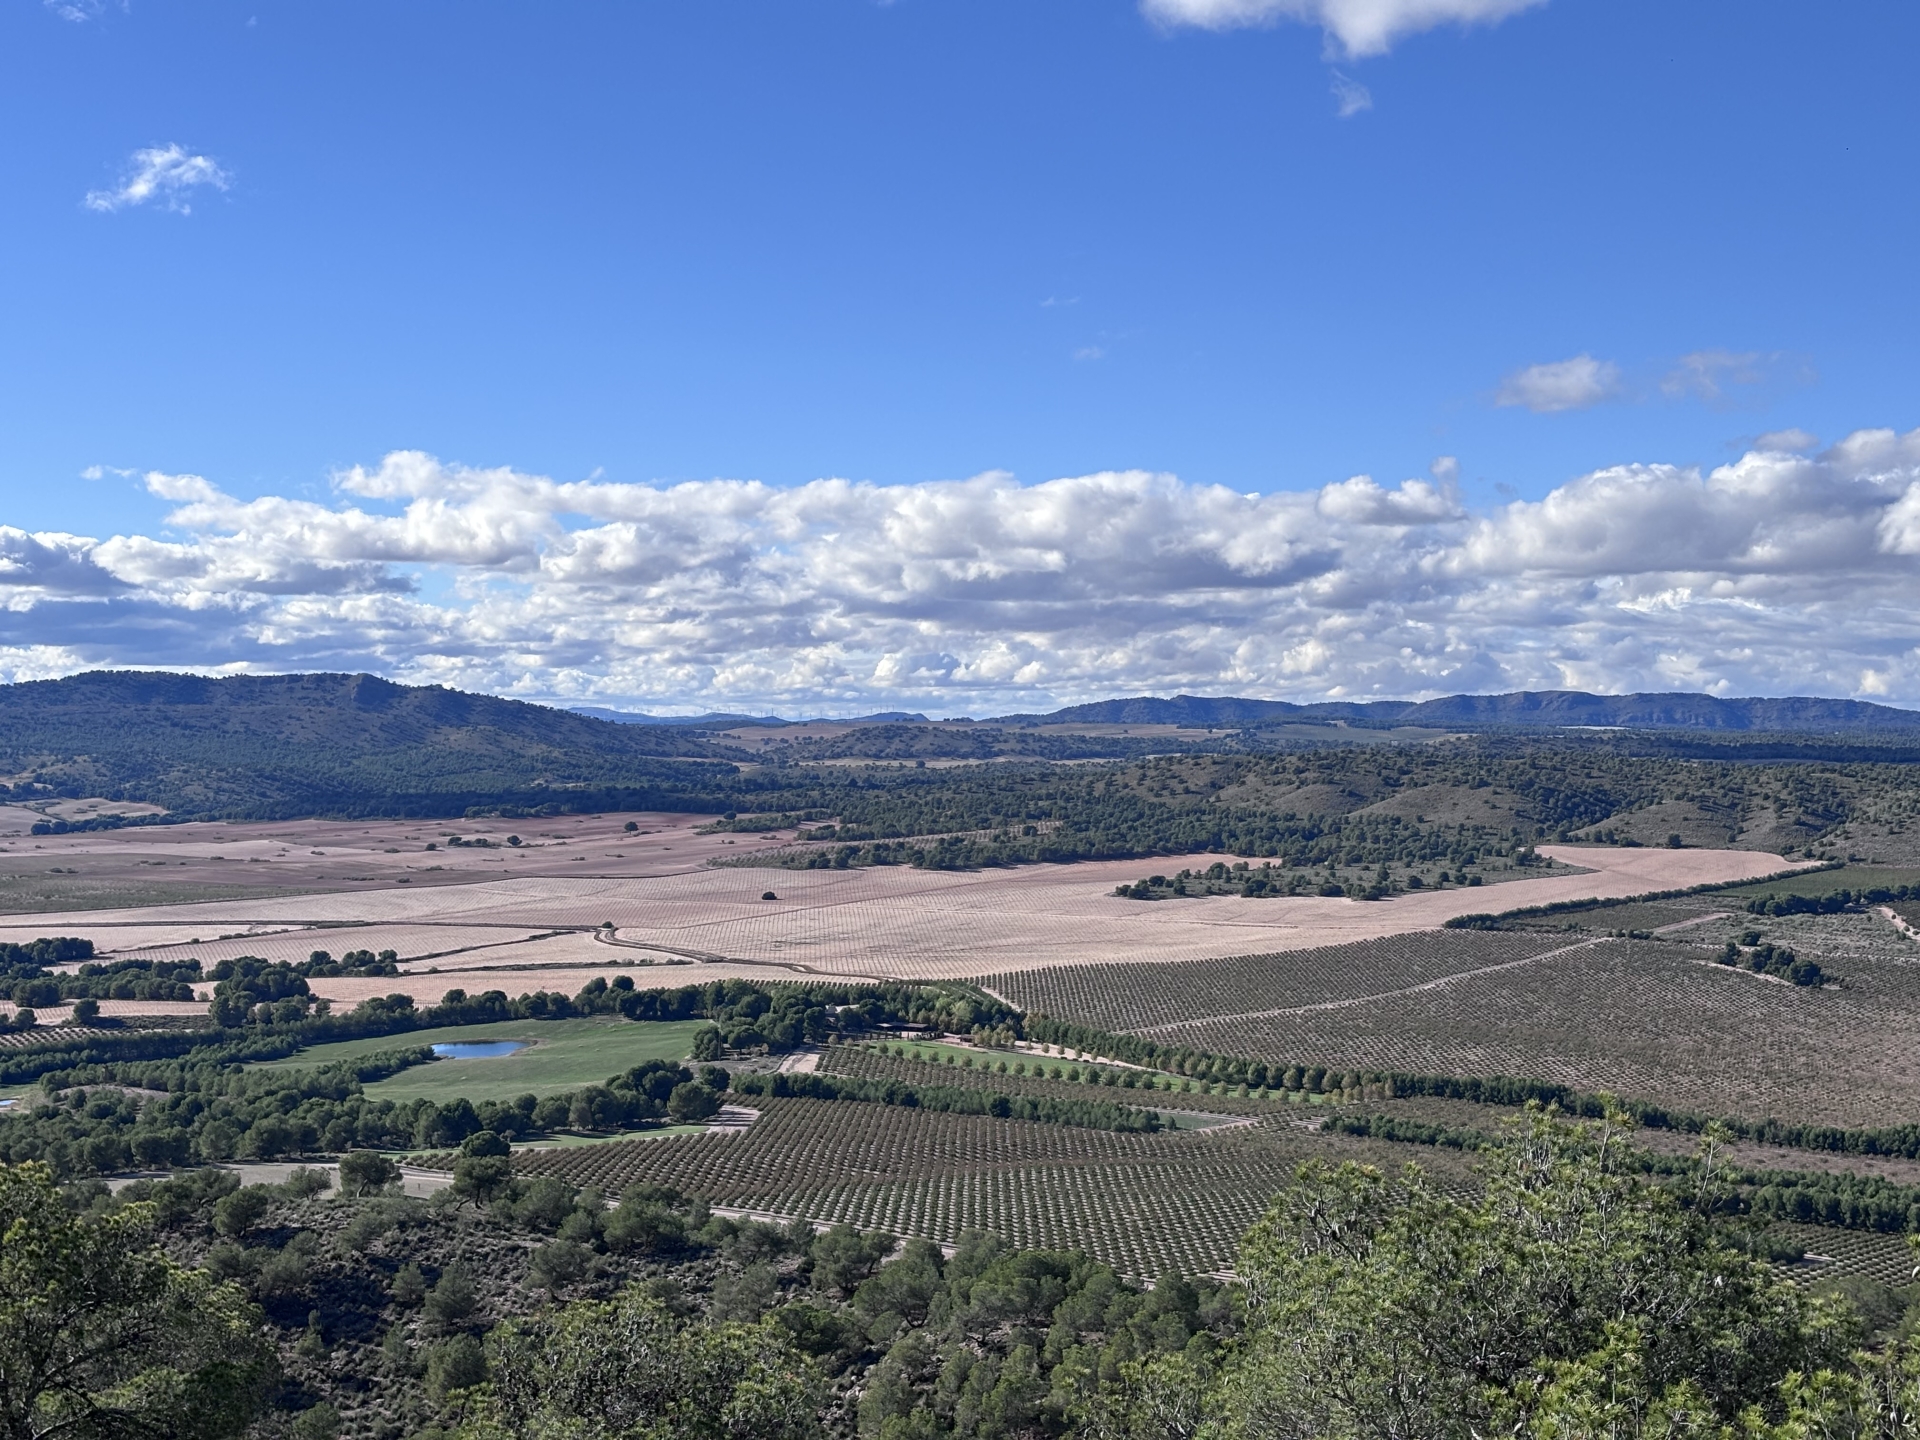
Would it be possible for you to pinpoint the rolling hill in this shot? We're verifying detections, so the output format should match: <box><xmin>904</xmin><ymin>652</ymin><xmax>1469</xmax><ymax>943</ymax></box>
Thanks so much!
<box><xmin>4</xmin><ymin>672</ymin><xmax>1919</xmax><ymax>824</ymax></box>
<box><xmin>0</xmin><ymin>671</ymin><xmax>742</xmax><ymax>820</ymax></box>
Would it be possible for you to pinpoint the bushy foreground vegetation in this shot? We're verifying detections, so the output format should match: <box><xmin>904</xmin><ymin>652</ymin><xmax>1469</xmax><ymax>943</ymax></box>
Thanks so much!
<box><xmin>19</xmin><ymin>1109</ymin><xmax>1920</xmax><ymax>1439</ymax></box>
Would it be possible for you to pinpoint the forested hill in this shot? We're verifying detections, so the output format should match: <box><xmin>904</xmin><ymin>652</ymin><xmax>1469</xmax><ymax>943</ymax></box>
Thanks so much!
<box><xmin>0</xmin><ymin>671</ymin><xmax>742</xmax><ymax>819</ymax></box>
<box><xmin>1003</xmin><ymin>690</ymin><xmax>1920</xmax><ymax>732</ymax></box>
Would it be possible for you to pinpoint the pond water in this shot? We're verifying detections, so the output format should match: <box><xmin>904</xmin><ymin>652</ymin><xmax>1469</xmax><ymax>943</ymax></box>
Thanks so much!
<box><xmin>431</xmin><ymin>1040</ymin><xmax>529</xmax><ymax>1060</ymax></box>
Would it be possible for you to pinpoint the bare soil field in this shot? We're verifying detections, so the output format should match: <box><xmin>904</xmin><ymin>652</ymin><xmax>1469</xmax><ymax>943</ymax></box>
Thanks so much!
<box><xmin>0</xmin><ymin>811</ymin><xmax>792</xmax><ymax>915</ymax></box>
<box><xmin>0</xmin><ymin>842</ymin><xmax>1800</xmax><ymax>1013</ymax></box>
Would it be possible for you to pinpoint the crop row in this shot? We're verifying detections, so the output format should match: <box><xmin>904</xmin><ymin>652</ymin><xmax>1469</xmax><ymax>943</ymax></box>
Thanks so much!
<box><xmin>511</xmin><ymin>1095</ymin><xmax>1478</xmax><ymax>1276</ymax></box>
<box><xmin>980</xmin><ymin>930</ymin><xmax>1572</xmax><ymax>1034</ymax></box>
<box><xmin>1771</xmin><ymin>1223</ymin><xmax>1916</xmax><ymax>1285</ymax></box>
<box><xmin>818</xmin><ymin>1044</ymin><xmax>1283</xmax><ymax>1116</ymax></box>
<box><xmin>514</xmin><ymin>1097</ymin><xmax>1176</xmax><ymax>1200</ymax></box>
<box><xmin>504</xmin><ymin>1094</ymin><xmax>1912</xmax><ymax>1284</ymax></box>
<box><xmin>1150</xmin><ymin>939</ymin><xmax>1920</xmax><ymax>1130</ymax></box>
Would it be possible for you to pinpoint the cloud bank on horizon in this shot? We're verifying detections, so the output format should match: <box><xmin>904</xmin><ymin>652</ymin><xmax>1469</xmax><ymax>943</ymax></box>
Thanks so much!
<box><xmin>7</xmin><ymin>428</ymin><xmax>1920</xmax><ymax>713</ymax></box>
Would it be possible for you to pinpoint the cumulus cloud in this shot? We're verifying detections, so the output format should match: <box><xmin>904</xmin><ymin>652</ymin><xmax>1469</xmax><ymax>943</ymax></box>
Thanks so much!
<box><xmin>84</xmin><ymin>144</ymin><xmax>231</xmax><ymax>214</ymax></box>
<box><xmin>14</xmin><ymin>429</ymin><xmax>1920</xmax><ymax>711</ymax></box>
<box><xmin>1142</xmin><ymin>0</ymin><xmax>1547</xmax><ymax>57</ymax></box>
<box><xmin>1495</xmin><ymin>354</ymin><xmax>1621</xmax><ymax>413</ymax></box>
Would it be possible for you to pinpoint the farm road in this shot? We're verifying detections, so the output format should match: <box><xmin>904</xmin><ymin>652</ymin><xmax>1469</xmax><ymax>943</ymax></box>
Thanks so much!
<box><xmin>1138</xmin><ymin>936</ymin><xmax>1609</xmax><ymax>1034</ymax></box>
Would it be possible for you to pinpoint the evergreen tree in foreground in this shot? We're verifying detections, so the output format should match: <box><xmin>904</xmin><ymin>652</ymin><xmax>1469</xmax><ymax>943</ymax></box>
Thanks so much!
<box><xmin>1216</xmin><ymin>1108</ymin><xmax>1911</xmax><ymax>1440</ymax></box>
<box><xmin>0</xmin><ymin>1162</ymin><xmax>274</xmax><ymax>1440</ymax></box>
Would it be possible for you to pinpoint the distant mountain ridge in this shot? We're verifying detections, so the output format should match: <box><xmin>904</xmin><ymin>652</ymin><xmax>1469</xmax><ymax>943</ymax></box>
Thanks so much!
<box><xmin>569</xmin><ymin>707</ymin><xmax>787</xmax><ymax>728</ymax></box>
<box><xmin>570</xmin><ymin>707</ymin><xmax>930</xmax><ymax>727</ymax></box>
<box><xmin>994</xmin><ymin>690</ymin><xmax>1920</xmax><ymax>732</ymax></box>
<box><xmin>2</xmin><ymin>671</ymin><xmax>1917</xmax><ymax>823</ymax></box>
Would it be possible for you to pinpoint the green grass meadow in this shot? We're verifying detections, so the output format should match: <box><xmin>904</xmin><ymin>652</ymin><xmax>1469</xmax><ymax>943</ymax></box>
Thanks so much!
<box><xmin>258</xmin><ymin>1017</ymin><xmax>707</xmax><ymax>1104</ymax></box>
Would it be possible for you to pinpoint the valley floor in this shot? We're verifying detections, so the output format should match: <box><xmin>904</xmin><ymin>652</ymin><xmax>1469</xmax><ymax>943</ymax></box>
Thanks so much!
<box><xmin>0</xmin><ymin>842</ymin><xmax>1800</xmax><ymax>1008</ymax></box>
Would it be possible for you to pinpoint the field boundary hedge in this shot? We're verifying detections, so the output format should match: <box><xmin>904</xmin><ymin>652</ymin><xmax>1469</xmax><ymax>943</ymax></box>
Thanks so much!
<box><xmin>1441</xmin><ymin>859</ymin><xmax>1842</xmax><ymax>929</ymax></box>
<box><xmin>729</xmin><ymin>1069</ymin><xmax>1164</xmax><ymax>1133</ymax></box>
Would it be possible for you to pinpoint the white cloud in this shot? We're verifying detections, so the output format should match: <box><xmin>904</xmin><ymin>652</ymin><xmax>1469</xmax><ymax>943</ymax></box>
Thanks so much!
<box><xmin>85</xmin><ymin>144</ymin><xmax>232</xmax><ymax>214</ymax></box>
<box><xmin>1316</xmin><ymin>473</ymin><xmax>1461</xmax><ymax>525</ymax></box>
<box><xmin>1495</xmin><ymin>354</ymin><xmax>1620</xmax><ymax>413</ymax></box>
<box><xmin>14</xmin><ymin>427</ymin><xmax>1920</xmax><ymax>711</ymax></box>
<box><xmin>45</xmin><ymin>0</ymin><xmax>113</xmax><ymax>20</ymax></box>
<box><xmin>1329</xmin><ymin>69</ymin><xmax>1372</xmax><ymax>116</ymax></box>
<box><xmin>1661</xmin><ymin>349</ymin><xmax>1813</xmax><ymax>408</ymax></box>
<box><xmin>1142</xmin><ymin>0</ymin><xmax>1547</xmax><ymax>58</ymax></box>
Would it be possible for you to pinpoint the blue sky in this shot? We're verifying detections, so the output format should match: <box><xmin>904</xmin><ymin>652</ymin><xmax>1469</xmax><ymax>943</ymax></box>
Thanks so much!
<box><xmin>4</xmin><ymin>0</ymin><xmax>1920</xmax><ymax>712</ymax></box>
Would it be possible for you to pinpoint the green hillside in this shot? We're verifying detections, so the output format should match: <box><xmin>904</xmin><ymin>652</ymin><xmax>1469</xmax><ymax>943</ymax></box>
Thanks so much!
<box><xmin>0</xmin><ymin>671</ymin><xmax>741</xmax><ymax>820</ymax></box>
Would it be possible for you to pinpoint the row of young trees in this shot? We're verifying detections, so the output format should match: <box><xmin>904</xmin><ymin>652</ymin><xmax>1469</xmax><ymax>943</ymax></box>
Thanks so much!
<box><xmin>729</xmin><ymin>1070</ymin><xmax>1166</xmax><ymax>1133</ymax></box>
<box><xmin>1020</xmin><ymin>1012</ymin><xmax>1920</xmax><ymax>1162</ymax></box>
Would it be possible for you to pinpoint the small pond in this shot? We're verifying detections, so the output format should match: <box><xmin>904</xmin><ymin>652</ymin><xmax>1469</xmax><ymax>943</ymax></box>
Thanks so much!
<box><xmin>431</xmin><ymin>1040</ymin><xmax>529</xmax><ymax>1060</ymax></box>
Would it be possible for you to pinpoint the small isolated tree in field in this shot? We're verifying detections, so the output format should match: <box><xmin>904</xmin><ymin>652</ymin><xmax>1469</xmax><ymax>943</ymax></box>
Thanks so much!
<box><xmin>0</xmin><ymin>1161</ymin><xmax>275</xmax><ymax>1439</ymax></box>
